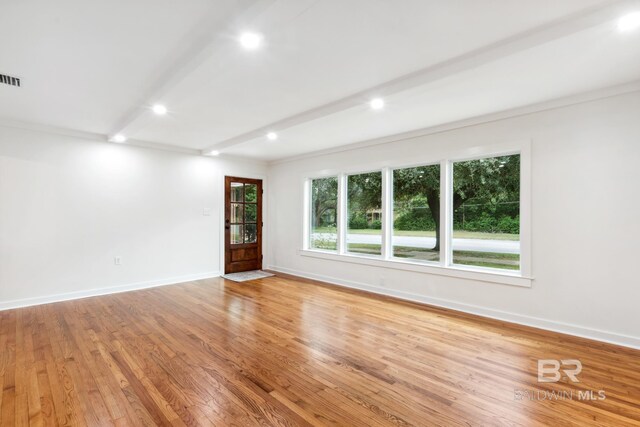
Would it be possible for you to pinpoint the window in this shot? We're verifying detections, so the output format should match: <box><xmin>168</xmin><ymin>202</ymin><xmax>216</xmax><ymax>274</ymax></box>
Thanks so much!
<box><xmin>310</xmin><ymin>177</ymin><xmax>338</xmax><ymax>251</ymax></box>
<box><xmin>347</xmin><ymin>172</ymin><xmax>382</xmax><ymax>255</ymax></box>
<box><xmin>230</xmin><ymin>182</ymin><xmax>258</xmax><ymax>244</ymax></box>
<box><xmin>392</xmin><ymin>165</ymin><xmax>440</xmax><ymax>262</ymax></box>
<box><xmin>452</xmin><ymin>154</ymin><xmax>520</xmax><ymax>270</ymax></box>
<box><xmin>303</xmin><ymin>144</ymin><xmax>529</xmax><ymax>285</ymax></box>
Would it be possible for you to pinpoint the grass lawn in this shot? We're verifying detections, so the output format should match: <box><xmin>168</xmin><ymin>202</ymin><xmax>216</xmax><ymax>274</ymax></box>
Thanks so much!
<box><xmin>313</xmin><ymin>227</ymin><xmax>519</xmax><ymax>241</ymax></box>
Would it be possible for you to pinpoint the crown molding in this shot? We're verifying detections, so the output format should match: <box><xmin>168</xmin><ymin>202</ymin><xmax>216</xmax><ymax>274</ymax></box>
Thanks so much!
<box><xmin>0</xmin><ymin>116</ymin><xmax>276</xmax><ymax>163</ymax></box>
<box><xmin>0</xmin><ymin>118</ymin><xmax>204</xmax><ymax>156</ymax></box>
<box><xmin>125</xmin><ymin>138</ymin><xmax>201</xmax><ymax>155</ymax></box>
<box><xmin>0</xmin><ymin>118</ymin><xmax>105</xmax><ymax>142</ymax></box>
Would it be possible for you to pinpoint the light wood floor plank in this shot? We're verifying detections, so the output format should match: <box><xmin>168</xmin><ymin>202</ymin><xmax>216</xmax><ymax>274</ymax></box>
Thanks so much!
<box><xmin>0</xmin><ymin>274</ymin><xmax>639</xmax><ymax>426</ymax></box>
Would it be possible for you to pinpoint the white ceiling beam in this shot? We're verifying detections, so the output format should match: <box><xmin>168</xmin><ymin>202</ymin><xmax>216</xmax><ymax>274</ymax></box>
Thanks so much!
<box><xmin>202</xmin><ymin>0</ymin><xmax>640</xmax><ymax>154</ymax></box>
<box><xmin>269</xmin><ymin>79</ymin><xmax>640</xmax><ymax>165</ymax></box>
<box><xmin>107</xmin><ymin>0</ymin><xmax>276</xmax><ymax>141</ymax></box>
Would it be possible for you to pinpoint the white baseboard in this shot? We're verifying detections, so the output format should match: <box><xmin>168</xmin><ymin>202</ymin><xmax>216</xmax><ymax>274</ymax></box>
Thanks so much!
<box><xmin>0</xmin><ymin>271</ymin><xmax>221</xmax><ymax>311</ymax></box>
<box><xmin>268</xmin><ymin>265</ymin><xmax>640</xmax><ymax>350</ymax></box>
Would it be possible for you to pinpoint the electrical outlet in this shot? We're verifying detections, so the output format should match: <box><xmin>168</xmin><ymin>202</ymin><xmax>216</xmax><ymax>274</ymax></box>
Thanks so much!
<box><xmin>114</xmin><ymin>256</ymin><xmax>122</xmax><ymax>266</ymax></box>
<box><xmin>203</xmin><ymin>208</ymin><xmax>212</xmax><ymax>216</ymax></box>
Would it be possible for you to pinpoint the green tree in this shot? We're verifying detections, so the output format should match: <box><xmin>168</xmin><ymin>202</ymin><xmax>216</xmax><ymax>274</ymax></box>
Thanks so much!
<box><xmin>347</xmin><ymin>172</ymin><xmax>382</xmax><ymax>213</ymax></box>
<box><xmin>393</xmin><ymin>165</ymin><xmax>442</xmax><ymax>248</ymax></box>
<box><xmin>386</xmin><ymin>155</ymin><xmax>520</xmax><ymax>250</ymax></box>
<box><xmin>311</xmin><ymin>177</ymin><xmax>338</xmax><ymax>227</ymax></box>
<box><xmin>451</xmin><ymin>155</ymin><xmax>520</xmax><ymax>237</ymax></box>
<box><xmin>452</xmin><ymin>155</ymin><xmax>520</xmax><ymax>211</ymax></box>
<box><xmin>312</xmin><ymin>156</ymin><xmax>519</xmax><ymax>249</ymax></box>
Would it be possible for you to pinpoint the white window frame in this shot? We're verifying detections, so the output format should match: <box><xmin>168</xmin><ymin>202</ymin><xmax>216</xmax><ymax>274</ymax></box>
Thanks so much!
<box><xmin>389</xmin><ymin>162</ymin><xmax>442</xmax><ymax>266</ymax></box>
<box><xmin>305</xmin><ymin>175</ymin><xmax>341</xmax><ymax>253</ymax></box>
<box><xmin>301</xmin><ymin>140</ymin><xmax>532</xmax><ymax>287</ymax></box>
<box><xmin>344</xmin><ymin>169</ymin><xmax>385</xmax><ymax>256</ymax></box>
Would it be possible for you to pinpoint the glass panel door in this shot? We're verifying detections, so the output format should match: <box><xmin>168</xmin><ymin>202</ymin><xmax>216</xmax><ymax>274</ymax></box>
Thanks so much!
<box><xmin>229</xmin><ymin>181</ymin><xmax>258</xmax><ymax>244</ymax></box>
<box><xmin>225</xmin><ymin>176</ymin><xmax>263</xmax><ymax>273</ymax></box>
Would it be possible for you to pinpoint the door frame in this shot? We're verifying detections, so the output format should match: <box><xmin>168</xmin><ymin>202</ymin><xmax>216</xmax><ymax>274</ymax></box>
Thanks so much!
<box><xmin>224</xmin><ymin>176</ymin><xmax>263</xmax><ymax>274</ymax></box>
<box><xmin>218</xmin><ymin>172</ymin><xmax>267</xmax><ymax>275</ymax></box>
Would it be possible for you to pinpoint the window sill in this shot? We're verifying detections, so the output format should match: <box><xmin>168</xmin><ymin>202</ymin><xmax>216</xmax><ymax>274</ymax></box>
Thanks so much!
<box><xmin>299</xmin><ymin>249</ymin><xmax>533</xmax><ymax>288</ymax></box>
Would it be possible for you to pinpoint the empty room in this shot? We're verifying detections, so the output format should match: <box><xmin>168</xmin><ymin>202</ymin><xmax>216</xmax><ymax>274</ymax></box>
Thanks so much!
<box><xmin>1</xmin><ymin>0</ymin><xmax>640</xmax><ymax>426</ymax></box>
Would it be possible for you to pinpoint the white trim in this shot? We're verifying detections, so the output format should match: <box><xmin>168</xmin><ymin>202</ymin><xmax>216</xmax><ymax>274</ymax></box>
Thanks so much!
<box><xmin>267</xmin><ymin>265</ymin><xmax>640</xmax><ymax>350</ymax></box>
<box><xmin>442</xmin><ymin>159</ymin><xmax>452</xmax><ymax>268</ymax></box>
<box><xmin>126</xmin><ymin>138</ymin><xmax>201</xmax><ymax>155</ymax></box>
<box><xmin>519</xmin><ymin>142</ymin><xmax>533</xmax><ymax>277</ymax></box>
<box><xmin>302</xmin><ymin>141</ymin><xmax>530</xmax><ymax>281</ymax></box>
<box><xmin>0</xmin><ymin>118</ymin><xmax>201</xmax><ymax>156</ymax></box>
<box><xmin>381</xmin><ymin>167</ymin><xmax>391</xmax><ymax>260</ymax></box>
<box><xmin>0</xmin><ymin>271</ymin><xmax>221</xmax><ymax>312</ymax></box>
<box><xmin>218</xmin><ymin>170</ymin><xmax>227</xmax><ymax>275</ymax></box>
<box><xmin>213</xmin><ymin>153</ymin><xmax>269</xmax><ymax>165</ymax></box>
<box><xmin>446</xmin><ymin>145</ymin><xmax>530</xmax><ymax>274</ymax></box>
<box><xmin>337</xmin><ymin>174</ymin><xmax>347</xmax><ymax>254</ymax></box>
<box><xmin>299</xmin><ymin>249</ymin><xmax>531</xmax><ymax>287</ymax></box>
<box><xmin>303</xmin><ymin>179</ymin><xmax>311</xmax><ymax>251</ymax></box>
<box><xmin>0</xmin><ymin>117</ymin><xmax>105</xmax><ymax>142</ymax></box>
<box><xmin>343</xmin><ymin>170</ymin><xmax>385</xmax><ymax>256</ymax></box>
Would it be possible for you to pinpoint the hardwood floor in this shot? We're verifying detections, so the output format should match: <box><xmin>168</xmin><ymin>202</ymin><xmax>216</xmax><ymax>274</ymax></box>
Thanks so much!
<box><xmin>1</xmin><ymin>275</ymin><xmax>639</xmax><ymax>426</ymax></box>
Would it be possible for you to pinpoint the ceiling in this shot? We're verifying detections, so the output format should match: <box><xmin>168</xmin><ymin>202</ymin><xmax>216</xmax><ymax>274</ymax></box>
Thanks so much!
<box><xmin>1</xmin><ymin>0</ymin><xmax>639</xmax><ymax>161</ymax></box>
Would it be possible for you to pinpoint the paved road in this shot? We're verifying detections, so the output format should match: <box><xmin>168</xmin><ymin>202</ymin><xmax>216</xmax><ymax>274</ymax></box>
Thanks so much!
<box><xmin>312</xmin><ymin>233</ymin><xmax>520</xmax><ymax>254</ymax></box>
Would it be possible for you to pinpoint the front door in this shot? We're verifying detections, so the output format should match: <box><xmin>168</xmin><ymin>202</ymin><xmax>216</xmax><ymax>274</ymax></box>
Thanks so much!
<box><xmin>225</xmin><ymin>176</ymin><xmax>263</xmax><ymax>274</ymax></box>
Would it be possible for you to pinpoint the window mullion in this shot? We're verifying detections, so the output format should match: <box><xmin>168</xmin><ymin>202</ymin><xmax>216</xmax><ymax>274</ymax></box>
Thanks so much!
<box><xmin>441</xmin><ymin>160</ymin><xmax>452</xmax><ymax>267</ymax></box>
<box><xmin>381</xmin><ymin>167</ymin><xmax>392</xmax><ymax>260</ymax></box>
<box><xmin>337</xmin><ymin>173</ymin><xmax>347</xmax><ymax>254</ymax></box>
<box><xmin>303</xmin><ymin>179</ymin><xmax>310</xmax><ymax>250</ymax></box>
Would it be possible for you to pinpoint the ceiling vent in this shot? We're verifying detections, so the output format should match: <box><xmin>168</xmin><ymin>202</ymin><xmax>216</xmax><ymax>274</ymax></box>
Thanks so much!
<box><xmin>0</xmin><ymin>73</ymin><xmax>21</xmax><ymax>87</ymax></box>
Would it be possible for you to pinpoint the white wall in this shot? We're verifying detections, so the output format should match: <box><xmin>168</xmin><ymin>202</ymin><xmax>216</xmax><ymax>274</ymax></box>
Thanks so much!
<box><xmin>2</xmin><ymin>92</ymin><xmax>639</xmax><ymax>348</ymax></box>
<box><xmin>266</xmin><ymin>91</ymin><xmax>640</xmax><ymax>348</ymax></box>
<box><xmin>0</xmin><ymin>126</ymin><xmax>267</xmax><ymax>307</ymax></box>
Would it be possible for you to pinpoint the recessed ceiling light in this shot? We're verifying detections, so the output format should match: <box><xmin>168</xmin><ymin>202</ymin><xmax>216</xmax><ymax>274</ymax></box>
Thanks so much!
<box><xmin>618</xmin><ymin>11</ymin><xmax>640</xmax><ymax>32</ymax></box>
<box><xmin>239</xmin><ymin>32</ymin><xmax>263</xmax><ymax>50</ymax></box>
<box><xmin>208</xmin><ymin>150</ymin><xmax>220</xmax><ymax>156</ymax></box>
<box><xmin>111</xmin><ymin>134</ymin><xmax>127</xmax><ymax>143</ymax></box>
<box><xmin>370</xmin><ymin>98</ymin><xmax>385</xmax><ymax>110</ymax></box>
<box><xmin>266</xmin><ymin>132</ymin><xmax>278</xmax><ymax>141</ymax></box>
<box><xmin>152</xmin><ymin>104</ymin><xmax>168</xmax><ymax>115</ymax></box>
